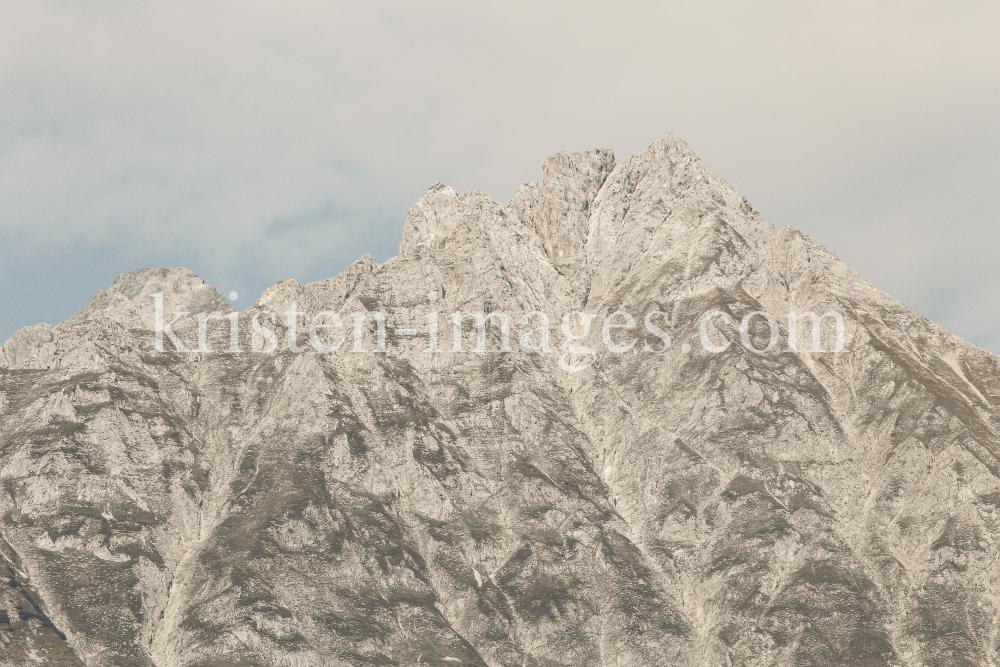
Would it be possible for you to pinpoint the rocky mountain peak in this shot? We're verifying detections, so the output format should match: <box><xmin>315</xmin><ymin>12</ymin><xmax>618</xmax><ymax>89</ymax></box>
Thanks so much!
<box><xmin>68</xmin><ymin>266</ymin><xmax>232</xmax><ymax>331</ymax></box>
<box><xmin>2</xmin><ymin>138</ymin><xmax>999</xmax><ymax>667</ymax></box>
<box><xmin>399</xmin><ymin>138</ymin><xmax>760</xmax><ymax>310</ymax></box>
<box><xmin>398</xmin><ymin>183</ymin><xmax>483</xmax><ymax>256</ymax></box>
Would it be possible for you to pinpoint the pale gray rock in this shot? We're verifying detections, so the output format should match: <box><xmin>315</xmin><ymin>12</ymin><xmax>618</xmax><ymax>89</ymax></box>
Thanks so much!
<box><xmin>0</xmin><ymin>323</ymin><xmax>55</xmax><ymax>369</ymax></box>
<box><xmin>2</xmin><ymin>138</ymin><xmax>999</xmax><ymax>667</ymax></box>
<box><xmin>527</xmin><ymin>148</ymin><xmax>615</xmax><ymax>302</ymax></box>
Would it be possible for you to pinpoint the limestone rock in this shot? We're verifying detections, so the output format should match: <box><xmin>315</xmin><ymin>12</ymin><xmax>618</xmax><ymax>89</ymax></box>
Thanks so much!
<box><xmin>2</xmin><ymin>138</ymin><xmax>999</xmax><ymax>667</ymax></box>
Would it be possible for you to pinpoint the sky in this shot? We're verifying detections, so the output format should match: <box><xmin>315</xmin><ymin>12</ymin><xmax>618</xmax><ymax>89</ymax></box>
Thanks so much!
<box><xmin>1</xmin><ymin>1</ymin><xmax>998</xmax><ymax>351</ymax></box>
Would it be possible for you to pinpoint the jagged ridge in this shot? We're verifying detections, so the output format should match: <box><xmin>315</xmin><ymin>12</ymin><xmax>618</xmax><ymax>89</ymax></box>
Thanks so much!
<box><xmin>2</xmin><ymin>138</ymin><xmax>1000</xmax><ymax>667</ymax></box>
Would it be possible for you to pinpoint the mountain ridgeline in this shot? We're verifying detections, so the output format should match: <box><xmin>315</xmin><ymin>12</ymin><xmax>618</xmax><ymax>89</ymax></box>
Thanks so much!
<box><xmin>3</xmin><ymin>138</ymin><xmax>1000</xmax><ymax>666</ymax></box>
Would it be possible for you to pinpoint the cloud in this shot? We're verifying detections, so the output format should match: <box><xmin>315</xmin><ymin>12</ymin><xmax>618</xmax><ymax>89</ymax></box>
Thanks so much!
<box><xmin>1</xmin><ymin>0</ymin><xmax>998</xmax><ymax>350</ymax></box>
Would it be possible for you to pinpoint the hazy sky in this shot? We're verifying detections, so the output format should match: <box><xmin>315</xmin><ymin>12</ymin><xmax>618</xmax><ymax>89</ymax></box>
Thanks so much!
<box><xmin>2</xmin><ymin>1</ymin><xmax>998</xmax><ymax>351</ymax></box>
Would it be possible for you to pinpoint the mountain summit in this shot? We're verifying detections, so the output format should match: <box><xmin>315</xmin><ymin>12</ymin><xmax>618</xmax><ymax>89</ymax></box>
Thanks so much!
<box><xmin>3</xmin><ymin>138</ymin><xmax>999</xmax><ymax>667</ymax></box>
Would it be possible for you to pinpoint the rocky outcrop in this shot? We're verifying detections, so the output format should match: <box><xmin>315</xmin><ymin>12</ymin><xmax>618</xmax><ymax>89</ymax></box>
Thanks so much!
<box><xmin>2</xmin><ymin>138</ymin><xmax>999</xmax><ymax>666</ymax></box>
<box><xmin>527</xmin><ymin>148</ymin><xmax>615</xmax><ymax>300</ymax></box>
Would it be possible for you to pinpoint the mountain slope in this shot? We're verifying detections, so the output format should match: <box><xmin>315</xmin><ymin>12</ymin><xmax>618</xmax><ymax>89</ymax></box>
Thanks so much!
<box><xmin>2</xmin><ymin>138</ymin><xmax>999</xmax><ymax>667</ymax></box>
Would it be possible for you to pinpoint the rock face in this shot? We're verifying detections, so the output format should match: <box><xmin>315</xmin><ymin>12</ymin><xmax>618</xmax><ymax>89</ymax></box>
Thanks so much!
<box><xmin>3</xmin><ymin>138</ymin><xmax>1000</xmax><ymax>667</ymax></box>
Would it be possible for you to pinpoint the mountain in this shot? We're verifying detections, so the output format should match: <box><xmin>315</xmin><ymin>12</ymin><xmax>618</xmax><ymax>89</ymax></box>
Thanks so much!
<box><xmin>3</xmin><ymin>138</ymin><xmax>1000</xmax><ymax>667</ymax></box>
